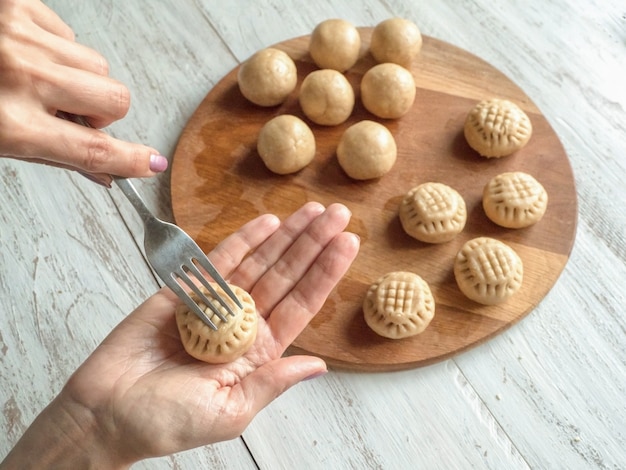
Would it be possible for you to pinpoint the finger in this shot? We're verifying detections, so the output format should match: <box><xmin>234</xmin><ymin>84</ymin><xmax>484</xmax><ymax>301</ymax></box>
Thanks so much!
<box><xmin>40</xmin><ymin>64</ymin><xmax>130</xmax><ymax>128</ymax></box>
<box><xmin>250</xmin><ymin>203</ymin><xmax>352</xmax><ymax>317</ymax></box>
<box><xmin>233</xmin><ymin>356</ymin><xmax>327</xmax><ymax>430</ymax></box>
<box><xmin>24</xmin><ymin>114</ymin><xmax>167</xmax><ymax>177</ymax></box>
<box><xmin>266</xmin><ymin>231</ymin><xmax>359</xmax><ymax>349</ymax></box>
<box><xmin>41</xmin><ymin>31</ymin><xmax>110</xmax><ymax>76</ymax></box>
<box><xmin>28</xmin><ymin>0</ymin><xmax>75</xmax><ymax>40</ymax></box>
<box><xmin>207</xmin><ymin>214</ymin><xmax>281</xmax><ymax>279</ymax></box>
<box><xmin>229</xmin><ymin>201</ymin><xmax>325</xmax><ymax>290</ymax></box>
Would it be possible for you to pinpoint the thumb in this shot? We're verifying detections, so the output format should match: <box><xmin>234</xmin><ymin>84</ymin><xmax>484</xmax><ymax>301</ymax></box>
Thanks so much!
<box><xmin>240</xmin><ymin>356</ymin><xmax>327</xmax><ymax>415</ymax></box>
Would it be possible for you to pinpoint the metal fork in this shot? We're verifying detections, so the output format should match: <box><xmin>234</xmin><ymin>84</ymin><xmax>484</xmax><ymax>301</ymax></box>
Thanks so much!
<box><xmin>58</xmin><ymin>112</ymin><xmax>241</xmax><ymax>330</ymax></box>
<box><xmin>114</xmin><ymin>178</ymin><xmax>242</xmax><ymax>329</ymax></box>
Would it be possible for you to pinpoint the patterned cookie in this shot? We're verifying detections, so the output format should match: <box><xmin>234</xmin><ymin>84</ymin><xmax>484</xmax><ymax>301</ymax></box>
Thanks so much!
<box><xmin>363</xmin><ymin>271</ymin><xmax>435</xmax><ymax>339</ymax></box>
<box><xmin>483</xmin><ymin>172</ymin><xmax>548</xmax><ymax>228</ymax></box>
<box><xmin>175</xmin><ymin>283</ymin><xmax>258</xmax><ymax>364</ymax></box>
<box><xmin>399</xmin><ymin>182</ymin><xmax>467</xmax><ymax>243</ymax></box>
<box><xmin>464</xmin><ymin>98</ymin><xmax>532</xmax><ymax>158</ymax></box>
<box><xmin>454</xmin><ymin>237</ymin><xmax>523</xmax><ymax>305</ymax></box>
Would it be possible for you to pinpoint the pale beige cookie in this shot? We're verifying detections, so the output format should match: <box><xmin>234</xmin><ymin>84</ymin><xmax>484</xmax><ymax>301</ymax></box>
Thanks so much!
<box><xmin>370</xmin><ymin>17</ymin><xmax>422</xmax><ymax>67</ymax></box>
<box><xmin>454</xmin><ymin>237</ymin><xmax>523</xmax><ymax>305</ymax></box>
<box><xmin>464</xmin><ymin>98</ymin><xmax>532</xmax><ymax>157</ymax></box>
<box><xmin>299</xmin><ymin>69</ymin><xmax>355</xmax><ymax>125</ymax></box>
<box><xmin>483</xmin><ymin>172</ymin><xmax>548</xmax><ymax>228</ymax></box>
<box><xmin>361</xmin><ymin>63</ymin><xmax>416</xmax><ymax>119</ymax></box>
<box><xmin>175</xmin><ymin>283</ymin><xmax>258</xmax><ymax>364</ymax></box>
<box><xmin>257</xmin><ymin>115</ymin><xmax>316</xmax><ymax>174</ymax></box>
<box><xmin>363</xmin><ymin>271</ymin><xmax>435</xmax><ymax>339</ymax></box>
<box><xmin>399</xmin><ymin>182</ymin><xmax>467</xmax><ymax>243</ymax></box>
<box><xmin>237</xmin><ymin>48</ymin><xmax>297</xmax><ymax>106</ymax></box>
<box><xmin>337</xmin><ymin>120</ymin><xmax>397</xmax><ymax>180</ymax></box>
<box><xmin>309</xmin><ymin>19</ymin><xmax>361</xmax><ymax>71</ymax></box>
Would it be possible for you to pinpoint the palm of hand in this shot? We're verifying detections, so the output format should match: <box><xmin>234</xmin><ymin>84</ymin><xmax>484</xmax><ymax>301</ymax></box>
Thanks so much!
<box><xmin>63</xmin><ymin>203</ymin><xmax>359</xmax><ymax>461</ymax></box>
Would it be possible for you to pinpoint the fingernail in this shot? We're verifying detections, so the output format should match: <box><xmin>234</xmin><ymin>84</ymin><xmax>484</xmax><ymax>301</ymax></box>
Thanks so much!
<box><xmin>149</xmin><ymin>154</ymin><xmax>168</xmax><ymax>172</ymax></box>
<box><xmin>304</xmin><ymin>369</ymin><xmax>328</xmax><ymax>381</ymax></box>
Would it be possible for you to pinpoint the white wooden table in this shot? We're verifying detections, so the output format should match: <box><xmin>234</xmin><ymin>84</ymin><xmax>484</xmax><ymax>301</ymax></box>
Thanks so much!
<box><xmin>2</xmin><ymin>1</ymin><xmax>625</xmax><ymax>468</ymax></box>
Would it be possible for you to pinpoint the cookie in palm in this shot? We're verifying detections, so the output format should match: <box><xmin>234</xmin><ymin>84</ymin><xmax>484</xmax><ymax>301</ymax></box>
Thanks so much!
<box><xmin>175</xmin><ymin>283</ymin><xmax>258</xmax><ymax>364</ymax></box>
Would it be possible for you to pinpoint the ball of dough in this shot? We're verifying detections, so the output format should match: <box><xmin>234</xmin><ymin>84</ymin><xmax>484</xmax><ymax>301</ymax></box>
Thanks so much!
<box><xmin>299</xmin><ymin>69</ymin><xmax>355</xmax><ymax>125</ymax></box>
<box><xmin>309</xmin><ymin>19</ymin><xmax>361</xmax><ymax>71</ymax></box>
<box><xmin>237</xmin><ymin>48</ymin><xmax>297</xmax><ymax>106</ymax></box>
<box><xmin>360</xmin><ymin>63</ymin><xmax>416</xmax><ymax>119</ymax></box>
<box><xmin>257</xmin><ymin>115</ymin><xmax>316</xmax><ymax>174</ymax></box>
<box><xmin>175</xmin><ymin>283</ymin><xmax>258</xmax><ymax>364</ymax></box>
<box><xmin>370</xmin><ymin>18</ymin><xmax>422</xmax><ymax>66</ymax></box>
<box><xmin>337</xmin><ymin>120</ymin><xmax>397</xmax><ymax>180</ymax></box>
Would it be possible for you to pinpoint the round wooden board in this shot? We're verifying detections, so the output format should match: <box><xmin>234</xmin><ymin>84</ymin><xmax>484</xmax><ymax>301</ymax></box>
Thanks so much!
<box><xmin>171</xmin><ymin>29</ymin><xmax>577</xmax><ymax>371</ymax></box>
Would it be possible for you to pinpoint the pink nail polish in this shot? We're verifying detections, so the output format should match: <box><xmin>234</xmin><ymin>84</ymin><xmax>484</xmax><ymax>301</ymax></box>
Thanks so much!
<box><xmin>149</xmin><ymin>154</ymin><xmax>168</xmax><ymax>172</ymax></box>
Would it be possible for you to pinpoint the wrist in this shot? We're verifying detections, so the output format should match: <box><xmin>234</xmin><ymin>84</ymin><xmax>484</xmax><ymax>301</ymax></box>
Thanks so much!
<box><xmin>1</xmin><ymin>391</ymin><xmax>129</xmax><ymax>470</ymax></box>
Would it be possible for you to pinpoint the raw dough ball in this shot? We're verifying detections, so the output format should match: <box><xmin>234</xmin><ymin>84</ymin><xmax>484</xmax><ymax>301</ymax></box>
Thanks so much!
<box><xmin>363</xmin><ymin>271</ymin><xmax>435</xmax><ymax>339</ymax></box>
<box><xmin>464</xmin><ymin>98</ymin><xmax>533</xmax><ymax>158</ymax></box>
<box><xmin>370</xmin><ymin>17</ymin><xmax>422</xmax><ymax>66</ymax></box>
<box><xmin>257</xmin><ymin>114</ymin><xmax>316</xmax><ymax>174</ymax></box>
<box><xmin>454</xmin><ymin>237</ymin><xmax>523</xmax><ymax>305</ymax></box>
<box><xmin>309</xmin><ymin>19</ymin><xmax>361</xmax><ymax>71</ymax></box>
<box><xmin>299</xmin><ymin>69</ymin><xmax>355</xmax><ymax>125</ymax></box>
<box><xmin>483</xmin><ymin>172</ymin><xmax>548</xmax><ymax>228</ymax></box>
<box><xmin>175</xmin><ymin>283</ymin><xmax>258</xmax><ymax>364</ymax></box>
<box><xmin>360</xmin><ymin>63</ymin><xmax>416</xmax><ymax>119</ymax></box>
<box><xmin>238</xmin><ymin>48</ymin><xmax>297</xmax><ymax>106</ymax></box>
<box><xmin>337</xmin><ymin>120</ymin><xmax>397</xmax><ymax>180</ymax></box>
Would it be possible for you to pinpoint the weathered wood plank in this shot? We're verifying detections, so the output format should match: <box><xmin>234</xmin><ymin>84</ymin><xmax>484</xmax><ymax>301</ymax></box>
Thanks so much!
<box><xmin>1</xmin><ymin>0</ymin><xmax>624</xmax><ymax>468</ymax></box>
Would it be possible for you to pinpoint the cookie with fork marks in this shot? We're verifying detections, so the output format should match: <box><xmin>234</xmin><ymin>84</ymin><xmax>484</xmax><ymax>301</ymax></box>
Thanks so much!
<box><xmin>363</xmin><ymin>271</ymin><xmax>435</xmax><ymax>339</ymax></box>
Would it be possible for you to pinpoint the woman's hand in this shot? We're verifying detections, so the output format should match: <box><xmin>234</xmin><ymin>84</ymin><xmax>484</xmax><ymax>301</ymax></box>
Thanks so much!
<box><xmin>1</xmin><ymin>202</ymin><xmax>359</xmax><ymax>468</ymax></box>
<box><xmin>0</xmin><ymin>0</ymin><xmax>168</xmax><ymax>177</ymax></box>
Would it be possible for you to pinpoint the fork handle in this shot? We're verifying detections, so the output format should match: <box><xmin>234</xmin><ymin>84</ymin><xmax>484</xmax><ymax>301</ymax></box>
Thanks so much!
<box><xmin>114</xmin><ymin>177</ymin><xmax>157</xmax><ymax>226</ymax></box>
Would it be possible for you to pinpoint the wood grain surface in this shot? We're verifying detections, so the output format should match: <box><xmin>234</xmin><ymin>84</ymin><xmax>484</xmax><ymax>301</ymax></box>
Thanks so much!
<box><xmin>3</xmin><ymin>1</ymin><xmax>624</xmax><ymax>469</ymax></box>
<box><xmin>171</xmin><ymin>29</ymin><xmax>577</xmax><ymax>370</ymax></box>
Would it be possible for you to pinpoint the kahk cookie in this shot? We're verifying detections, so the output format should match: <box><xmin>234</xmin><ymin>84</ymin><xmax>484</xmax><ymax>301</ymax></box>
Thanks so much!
<box><xmin>360</xmin><ymin>63</ymin><xmax>416</xmax><ymax>119</ymax></box>
<box><xmin>257</xmin><ymin>114</ymin><xmax>316</xmax><ymax>174</ymax></box>
<box><xmin>309</xmin><ymin>19</ymin><xmax>361</xmax><ymax>72</ymax></box>
<box><xmin>370</xmin><ymin>17</ymin><xmax>422</xmax><ymax>67</ymax></box>
<box><xmin>175</xmin><ymin>283</ymin><xmax>258</xmax><ymax>364</ymax></box>
<box><xmin>464</xmin><ymin>98</ymin><xmax>532</xmax><ymax>158</ymax></box>
<box><xmin>299</xmin><ymin>69</ymin><xmax>355</xmax><ymax>125</ymax></box>
<box><xmin>363</xmin><ymin>271</ymin><xmax>435</xmax><ymax>339</ymax></box>
<box><xmin>237</xmin><ymin>48</ymin><xmax>297</xmax><ymax>106</ymax></box>
<box><xmin>483</xmin><ymin>171</ymin><xmax>548</xmax><ymax>228</ymax></box>
<box><xmin>337</xmin><ymin>120</ymin><xmax>397</xmax><ymax>180</ymax></box>
<box><xmin>399</xmin><ymin>182</ymin><xmax>467</xmax><ymax>243</ymax></box>
<box><xmin>454</xmin><ymin>237</ymin><xmax>523</xmax><ymax>305</ymax></box>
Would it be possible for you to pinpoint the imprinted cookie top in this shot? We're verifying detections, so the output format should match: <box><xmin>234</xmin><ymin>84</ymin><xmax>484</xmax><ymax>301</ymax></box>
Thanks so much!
<box><xmin>483</xmin><ymin>172</ymin><xmax>548</xmax><ymax>228</ymax></box>
<box><xmin>454</xmin><ymin>237</ymin><xmax>523</xmax><ymax>305</ymax></box>
<box><xmin>464</xmin><ymin>98</ymin><xmax>532</xmax><ymax>158</ymax></box>
<box><xmin>399</xmin><ymin>182</ymin><xmax>467</xmax><ymax>243</ymax></box>
<box><xmin>363</xmin><ymin>271</ymin><xmax>435</xmax><ymax>339</ymax></box>
<box><xmin>175</xmin><ymin>284</ymin><xmax>258</xmax><ymax>364</ymax></box>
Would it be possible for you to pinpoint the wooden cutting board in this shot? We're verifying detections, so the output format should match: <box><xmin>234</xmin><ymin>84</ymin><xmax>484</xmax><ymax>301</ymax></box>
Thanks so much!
<box><xmin>171</xmin><ymin>29</ymin><xmax>577</xmax><ymax>371</ymax></box>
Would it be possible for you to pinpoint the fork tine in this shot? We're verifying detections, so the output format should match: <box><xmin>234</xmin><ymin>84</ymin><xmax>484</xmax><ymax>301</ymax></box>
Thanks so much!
<box><xmin>192</xmin><ymin>255</ymin><xmax>243</xmax><ymax>309</ymax></box>
<box><xmin>176</xmin><ymin>269</ymin><xmax>230</xmax><ymax>324</ymax></box>
<box><xmin>185</xmin><ymin>260</ymin><xmax>237</xmax><ymax>318</ymax></box>
<box><xmin>168</xmin><ymin>282</ymin><xmax>218</xmax><ymax>330</ymax></box>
